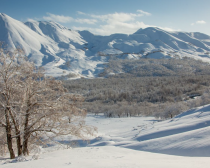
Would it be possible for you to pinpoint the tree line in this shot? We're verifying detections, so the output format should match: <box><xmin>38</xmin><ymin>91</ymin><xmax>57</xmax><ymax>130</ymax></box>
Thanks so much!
<box><xmin>99</xmin><ymin>57</ymin><xmax>210</xmax><ymax>77</ymax></box>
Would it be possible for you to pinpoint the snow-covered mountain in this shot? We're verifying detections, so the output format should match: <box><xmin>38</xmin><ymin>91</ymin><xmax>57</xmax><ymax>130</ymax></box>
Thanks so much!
<box><xmin>1</xmin><ymin>13</ymin><xmax>210</xmax><ymax>77</ymax></box>
<box><xmin>0</xmin><ymin>13</ymin><xmax>59</xmax><ymax>66</ymax></box>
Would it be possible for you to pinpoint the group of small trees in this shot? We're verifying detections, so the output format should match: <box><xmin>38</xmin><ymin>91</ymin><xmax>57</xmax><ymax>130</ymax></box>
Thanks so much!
<box><xmin>99</xmin><ymin>58</ymin><xmax>210</xmax><ymax>77</ymax></box>
<box><xmin>83</xmin><ymin>101</ymin><xmax>188</xmax><ymax>119</ymax></box>
<box><xmin>64</xmin><ymin>71</ymin><xmax>210</xmax><ymax>119</ymax></box>
<box><xmin>0</xmin><ymin>48</ymin><xmax>96</xmax><ymax>159</ymax></box>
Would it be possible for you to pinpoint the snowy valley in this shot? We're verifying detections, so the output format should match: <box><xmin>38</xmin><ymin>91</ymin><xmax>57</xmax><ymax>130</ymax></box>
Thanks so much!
<box><xmin>1</xmin><ymin>12</ymin><xmax>210</xmax><ymax>168</ymax></box>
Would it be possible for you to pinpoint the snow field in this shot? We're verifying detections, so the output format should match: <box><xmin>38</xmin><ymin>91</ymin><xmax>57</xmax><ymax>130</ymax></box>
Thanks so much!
<box><xmin>2</xmin><ymin>104</ymin><xmax>210</xmax><ymax>167</ymax></box>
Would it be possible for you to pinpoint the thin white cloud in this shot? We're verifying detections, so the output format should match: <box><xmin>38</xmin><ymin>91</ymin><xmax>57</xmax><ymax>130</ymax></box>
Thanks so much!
<box><xmin>196</xmin><ymin>20</ymin><xmax>206</xmax><ymax>24</ymax></box>
<box><xmin>137</xmin><ymin>10</ymin><xmax>151</xmax><ymax>16</ymax></box>
<box><xmin>74</xmin><ymin>10</ymin><xmax>177</xmax><ymax>35</ymax></box>
<box><xmin>77</xmin><ymin>11</ymin><xmax>86</xmax><ymax>15</ymax></box>
<box><xmin>27</xmin><ymin>18</ymin><xmax>37</xmax><ymax>22</ymax></box>
<box><xmin>89</xmin><ymin>13</ymin><xmax>133</xmax><ymax>22</ymax></box>
<box><xmin>43</xmin><ymin>13</ymin><xmax>73</xmax><ymax>23</ymax></box>
<box><xmin>74</xmin><ymin>10</ymin><xmax>153</xmax><ymax>34</ymax></box>
<box><xmin>78</xmin><ymin>10</ymin><xmax>151</xmax><ymax>23</ymax></box>
<box><xmin>95</xmin><ymin>21</ymin><xmax>150</xmax><ymax>35</ymax></box>
<box><xmin>42</xmin><ymin>13</ymin><xmax>97</xmax><ymax>25</ymax></box>
<box><xmin>41</xmin><ymin>11</ymin><xmax>177</xmax><ymax>35</ymax></box>
<box><xmin>75</xmin><ymin>19</ymin><xmax>97</xmax><ymax>24</ymax></box>
<box><xmin>191</xmin><ymin>20</ymin><xmax>206</xmax><ymax>26</ymax></box>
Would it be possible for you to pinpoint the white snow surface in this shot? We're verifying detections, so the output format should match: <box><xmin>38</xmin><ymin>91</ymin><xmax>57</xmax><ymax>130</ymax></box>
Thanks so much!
<box><xmin>1</xmin><ymin>147</ymin><xmax>209</xmax><ymax>168</ymax></box>
<box><xmin>1</xmin><ymin>13</ymin><xmax>210</xmax><ymax>77</ymax></box>
<box><xmin>2</xmin><ymin>104</ymin><xmax>210</xmax><ymax>167</ymax></box>
<box><xmin>86</xmin><ymin>105</ymin><xmax>210</xmax><ymax>157</ymax></box>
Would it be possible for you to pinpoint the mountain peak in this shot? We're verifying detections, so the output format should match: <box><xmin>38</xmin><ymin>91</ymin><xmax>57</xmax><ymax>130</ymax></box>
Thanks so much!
<box><xmin>0</xmin><ymin>13</ymin><xmax>6</xmax><ymax>17</ymax></box>
<box><xmin>133</xmin><ymin>27</ymin><xmax>162</xmax><ymax>34</ymax></box>
<box><xmin>0</xmin><ymin>13</ymin><xmax>13</xmax><ymax>20</ymax></box>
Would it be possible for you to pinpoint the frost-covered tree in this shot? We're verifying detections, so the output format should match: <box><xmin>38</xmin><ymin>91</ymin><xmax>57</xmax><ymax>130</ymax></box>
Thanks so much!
<box><xmin>0</xmin><ymin>47</ymin><xmax>96</xmax><ymax>158</ymax></box>
<box><xmin>0</xmin><ymin>48</ymin><xmax>24</xmax><ymax>158</ymax></box>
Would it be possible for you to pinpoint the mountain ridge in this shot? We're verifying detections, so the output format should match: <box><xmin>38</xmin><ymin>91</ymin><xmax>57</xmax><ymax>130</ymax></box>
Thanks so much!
<box><xmin>1</xmin><ymin>13</ymin><xmax>210</xmax><ymax>77</ymax></box>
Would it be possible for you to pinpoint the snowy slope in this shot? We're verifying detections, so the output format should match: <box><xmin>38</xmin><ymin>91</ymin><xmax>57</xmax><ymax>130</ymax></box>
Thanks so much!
<box><xmin>24</xmin><ymin>19</ymin><xmax>108</xmax><ymax>77</ymax></box>
<box><xmin>25</xmin><ymin>21</ymin><xmax>85</xmax><ymax>46</ymax></box>
<box><xmin>86</xmin><ymin>104</ymin><xmax>210</xmax><ymax>157</ymax></box>
<box><xmin>2</xmin><ymin>105</ymin><xmax>210</xmax><ymax>167</ymax></box>
<box><xmin>1</xmin><ymin>13</ymin><xmax>210</xmax><ymax>77</ymax></box>
<box><xmin>123</xmin><ymin>105</ymin><xmax>210</xmax><ymax>156</ymax></box>
<box><xmin>0</xmin><ymin>13</ymin><xmax>59</xmax><ymax>66</ymax></box>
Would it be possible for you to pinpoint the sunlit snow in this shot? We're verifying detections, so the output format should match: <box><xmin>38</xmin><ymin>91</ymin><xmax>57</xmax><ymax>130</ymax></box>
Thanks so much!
<box><xmin>2</xmin><ymin>105</ymin><xmax>210</xmax><ymax>167</ymax></box>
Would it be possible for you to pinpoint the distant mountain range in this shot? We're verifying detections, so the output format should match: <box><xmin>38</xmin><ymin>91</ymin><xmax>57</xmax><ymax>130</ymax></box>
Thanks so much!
<box><xmin>1</xmin><ymin>13</ymin><xmax>210</xmax><ymax>77</ymax></box>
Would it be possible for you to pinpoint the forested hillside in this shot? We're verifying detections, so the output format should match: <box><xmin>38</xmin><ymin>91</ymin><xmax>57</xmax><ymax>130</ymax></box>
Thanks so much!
<box><xmin>64</xmin><ymin>58</ymin><xmax>210</xmax><ymax>119</ymax></box>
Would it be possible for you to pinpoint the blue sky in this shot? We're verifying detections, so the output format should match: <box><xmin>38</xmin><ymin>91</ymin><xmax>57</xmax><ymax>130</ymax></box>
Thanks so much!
<box><xmin>1</xmin><ymin>0</ymin><xmax>210</xmax><ymax>35</ymax></box>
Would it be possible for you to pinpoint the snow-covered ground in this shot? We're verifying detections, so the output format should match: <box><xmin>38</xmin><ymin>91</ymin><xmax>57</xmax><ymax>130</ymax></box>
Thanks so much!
<box><xmin>2</xmin><ymin>104</ymin><xmax>210</xmax><ymax>167</ymax></box>
<box><xmin>1</xmin><ymin>146</ymin><xmax>210</xmax><ymax>168</ymax></box>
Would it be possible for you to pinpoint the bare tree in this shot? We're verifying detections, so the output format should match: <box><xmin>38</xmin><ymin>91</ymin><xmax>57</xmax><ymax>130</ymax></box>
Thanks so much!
<box><xmin>0</xmin><ymin>48</ymin><xmax>24</xmax><ymax>158</ymax></box>
<box><xmin>0</xmin><ymin>47</ymin><xmax>96</xmax><ymax>158</ymax></box>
